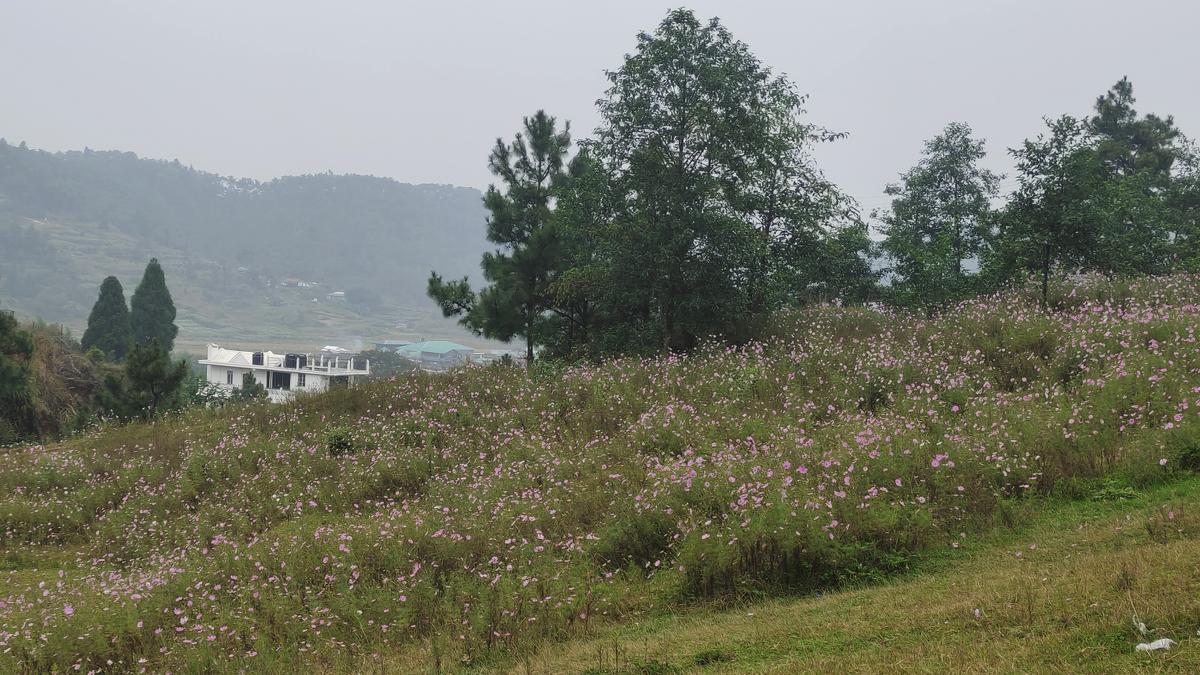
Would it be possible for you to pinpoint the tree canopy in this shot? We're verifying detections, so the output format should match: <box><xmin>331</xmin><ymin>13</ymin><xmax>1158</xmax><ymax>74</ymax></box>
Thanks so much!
<box><xmin>432</xmin><ymin>15</ymin><xmax>1196</xmax><ymax>355</ymax></box>
<box><xmin>429</xmin><ymin>110</ymin><xmax>574</xmax><ymax>362</ymax></box>
<box><xmin>985</xmin><ymin>78</ymin><xmax>1197</xmax><ymax>302</ymax></box>
<box><xmin>130</xmin><ymin>258</ymin><xmax>178</xmax><ymax>353</ymax></box>
<box><xmin>880</xmin><ymin>122</ymin><xmax>1001</xmax><ymax>310</ymax></box>
<box><xmin>0</xmin><ymin>308</ymin><xmax>34</xmax><ymax>441</ymax></box>
<box><xmin>81</xmin><ymin>276</ymin><xmax>133</xmax><ymax>360</ymax></box>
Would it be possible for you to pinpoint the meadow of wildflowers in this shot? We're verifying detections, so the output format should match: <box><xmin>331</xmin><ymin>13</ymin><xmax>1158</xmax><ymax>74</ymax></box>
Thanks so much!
<box><xmin>2</xmin><ymin>274</ymin><xmax>1200</xmax><ymax>673</ymax></box>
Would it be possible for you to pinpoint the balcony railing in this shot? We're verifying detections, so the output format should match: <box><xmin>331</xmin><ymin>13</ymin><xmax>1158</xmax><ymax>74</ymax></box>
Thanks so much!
<box><xmin>253</xmin><ymin>354</ymin><xmax>369</xmax><ymax>373</ymax></box>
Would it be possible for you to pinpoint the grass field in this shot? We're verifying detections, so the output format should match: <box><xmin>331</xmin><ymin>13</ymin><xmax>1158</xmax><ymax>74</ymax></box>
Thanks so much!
<box><xmin>3</xmin><ymin>273</ymin><xmax>1200</xmax><ymax>673</ymax></box>
<box><xmin>492</xmin><ymin>478</ymin><xmax>1200</xmax><ymax>673</ymax></box>
<box><xmin>378</xmin><ymin>476</ymin><xmax>1200</xmax><ymax>673</ymax></box>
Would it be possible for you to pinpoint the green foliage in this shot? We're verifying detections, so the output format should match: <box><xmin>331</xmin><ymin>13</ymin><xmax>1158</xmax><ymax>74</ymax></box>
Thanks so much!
<box><xmin>590</xmin><ymin>9</ymin><xmax>826</xmax><ymax>351</ymax></box>
<box><xmin>101</xmin><ymin>338</ymin><xmax>188</xmax><ymax>420</ymax></box>
<box><xmin>229</xmin><ymin>372</ymin><xmax>267</xmax><ymax>402</ymax></box>
<box><xmin>445</xmin><ymin>9</ymin><xmax>868</xmax><ymax>359</ymax></box>
<box><xmin>180</xmin><ymin>372</ymin><xmax>229</xmax><ymax>407</ymax></box>
<box><xmin>429</xmin><ymin>110</ymin><xmax>573</xmax><ymax>362</ymax></box>
<box><xmin>0</xmin><ymin>308</ymin><xmax>34</xmax><ymax>442</ymax></box>
<box><xmin>1090</xmin><ymin>478</ymin><xmax>1139</xmax><ymax>502</ymax></box>
<box><xmin>879</xmin><ymin>122</ymin><xmax>1000</xmax><ymax>311</ymax></box>
<box><xmin>324</xmin><ymin>426</ymin><xmax>357</xmax><ymax>457</ymax></box>
<box><xmin>359</xmin><ymin>349</ymin><xmax>418</xmax><ymax>380</ymax></box>
<box><xmin>129</xmin><ymin>258</ymin><xmax>178</xmax><ymax>352</ymax></box>
<box><xmin>80</xmin><ymin>276</ymin><xmax>132</xmax><ymax>361</ymax></box>
<box><xmin>986</xmin><ymin>78</ymin><xmax>1195</xmax><ymax>300</ymax></box>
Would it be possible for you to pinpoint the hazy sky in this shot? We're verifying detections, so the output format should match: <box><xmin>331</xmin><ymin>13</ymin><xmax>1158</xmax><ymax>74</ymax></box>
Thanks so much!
<box><xmin>2</xmin><ymin>0</ymin><xmax>1197</xmax><ymax>215</ymax></box>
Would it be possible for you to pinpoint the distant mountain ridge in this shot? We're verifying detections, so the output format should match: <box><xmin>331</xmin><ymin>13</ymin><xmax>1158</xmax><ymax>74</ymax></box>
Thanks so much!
<box><xmin>0</xmin><ymin>140</ymin><xmax>490</xmax><ymax>345</ymax></box>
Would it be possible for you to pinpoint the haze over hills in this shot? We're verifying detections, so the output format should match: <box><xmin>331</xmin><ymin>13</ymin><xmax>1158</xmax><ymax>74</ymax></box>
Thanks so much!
<box><xmin>0</xmin><ymin>139</ymin><xmax>491</xmax><ymax>350</ymax></box>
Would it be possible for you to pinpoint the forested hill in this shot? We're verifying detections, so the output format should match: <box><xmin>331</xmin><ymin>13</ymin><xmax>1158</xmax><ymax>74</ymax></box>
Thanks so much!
<box><xmin>0</xmin><ymin>140</ymin><xmax>488</xmax><ymax>343</ymax></box>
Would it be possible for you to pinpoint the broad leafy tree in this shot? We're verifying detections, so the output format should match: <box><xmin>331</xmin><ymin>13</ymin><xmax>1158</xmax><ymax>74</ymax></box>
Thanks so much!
<box><xmin>1169</xmin><ymin>154</ymin><xmax>1200</xmax><ymax>269</ymax></box>
<box><xmin>738</xmin><ymin>81</ymin><xmax>864</xmax><ymax>310</ymax></box>
<box><xmin>988</xmin><ymin>78</ymin><xmax>1194</xmax><ymax>298</ymax></box>
<box><xmin>81</xmin><ymin>276</ymin><xmax>133</xmax><ymax>360</ymax></box>
<box><xmin>130</xmin><ymin>258</ymin><xmax>178</xmax><ymax>352</ymax></box>
<box><xmin>879</xmin><ymin>122</ymin><xmax>1000</xmax><ymax>310</ymax></box>
<box><xmin>986</xmin><ymin>115</ymin><xmax>1105</xmax><ymax>304</ymax></box>
<box><xmin>589</xmin><ymin>9</ymin><xmax>850</xmax><ymax>352</ymax></box>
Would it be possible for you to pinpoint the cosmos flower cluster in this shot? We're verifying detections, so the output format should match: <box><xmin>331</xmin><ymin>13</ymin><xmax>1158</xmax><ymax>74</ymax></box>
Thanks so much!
<box><xmin>2</xmin><ymin>274</ymin><xmax>1198</xmax><ymax>672</ymax></box>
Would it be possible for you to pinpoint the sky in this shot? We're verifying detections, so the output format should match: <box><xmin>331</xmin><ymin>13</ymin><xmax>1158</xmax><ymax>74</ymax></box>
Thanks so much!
<box><xmin>2</xmin><ymin>0</ymin><xmax>1197</xmax><ymax>216</ymax></box>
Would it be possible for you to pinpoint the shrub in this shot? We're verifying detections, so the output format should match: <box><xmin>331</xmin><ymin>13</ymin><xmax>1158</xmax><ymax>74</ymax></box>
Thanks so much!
<box><xmin>325</xmin><ymin>426</ymin><xmax>357</xmax><ymax>457</ymax></box>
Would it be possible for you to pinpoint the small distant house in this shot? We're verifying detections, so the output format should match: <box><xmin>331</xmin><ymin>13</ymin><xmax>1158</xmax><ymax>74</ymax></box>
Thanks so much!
<box><xmin>327</xmin><ymin>291</ymin><xmax>346</xmax><ymax>301</ymax></box>
<box><xmin>281</xmin><ymin>278</ymin><xmax>302</xmax><ymax>287</ymax></box>
<box><xmin>374</xmin><ymin>340</ymin><xmax>412</xmax><ymax>352</ymax></box>
<box><xmin>394</xmin><ymin>340</ymin><xmax>474</xmax><ymax>371</ymax></box>
<box><xmin>199</xmin><ymin>344</ymin><xmax>369</xmax><ymax>403</ymax></box>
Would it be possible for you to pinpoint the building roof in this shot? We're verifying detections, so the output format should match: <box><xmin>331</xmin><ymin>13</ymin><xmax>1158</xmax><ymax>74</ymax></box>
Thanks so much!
<box><xmin>199</xmin><ymin>344</ymin><xmax>368</xmax><ymax>375</ymax></box>
<box><xmin>396</xmin><ymin>340</ymin><xmax>473</xmax><ymax>355</ymax></box>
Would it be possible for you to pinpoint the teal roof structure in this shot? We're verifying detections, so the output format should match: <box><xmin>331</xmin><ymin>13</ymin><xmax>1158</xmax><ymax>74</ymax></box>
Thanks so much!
<box><xmin>396</xmin><ymin>340</ymin><xmax>473</xmax><ymax>355</ymax></box>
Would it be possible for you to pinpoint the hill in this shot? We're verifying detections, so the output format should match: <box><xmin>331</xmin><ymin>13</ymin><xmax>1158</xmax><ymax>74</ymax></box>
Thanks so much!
<box><xmin>0</xmin><ymin>140</ymin><xmax>490</xmax><ymax>348</ymax></box>
<box><xmin>504</xmin><ymin>476</ymin><xmax>1200</xmax><ymax>673</ymax></box>
<box><xmin>1</xmin><ymin>274</ymin><xmax>1199</xmax><ymax>672</ymax></box>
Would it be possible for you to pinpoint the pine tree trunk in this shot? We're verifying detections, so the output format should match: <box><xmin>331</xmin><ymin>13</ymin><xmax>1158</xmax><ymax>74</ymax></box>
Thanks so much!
<box><xmin>525</xmin><ymin>318</ymin><xmax>534</xmax><ymax>367</ymax></box>
<box><xmin>1041</xmin><ymin>241</ymin><xmax>1051</xmax><ymax>309</ymax></box>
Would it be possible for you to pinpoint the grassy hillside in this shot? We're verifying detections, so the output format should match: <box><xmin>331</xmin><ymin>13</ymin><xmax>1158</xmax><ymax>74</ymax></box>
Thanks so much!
<box><xmin>2</xmin><ymin>274</ymin><xmax>1200</xmax><ymax>673</ymax></box>
<box><xmin>12</xmin><ymin>484</ymin><xmax>1189</xmax><ymax>675</ymax></box>
<box><xmin>0</xmin><ymin>141</ymin><xmax>490</xmax><ymax>347</ymax></box>
<box><xmin>405</xmin><ymin>477</ymin><xmax>1200</xmax><ymax>673</ymax></box>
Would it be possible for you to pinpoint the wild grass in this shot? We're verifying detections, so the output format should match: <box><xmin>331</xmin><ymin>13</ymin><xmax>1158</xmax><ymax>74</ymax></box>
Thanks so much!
<box><xmin>501</xmin><ymin>476</ymin><xmax>1200</xmax><ymax>674</ymax></box>
<box><xmin>2</xmin><ymin>273</ymin><xmax>1200</xmax><ymax>672</ymax></box>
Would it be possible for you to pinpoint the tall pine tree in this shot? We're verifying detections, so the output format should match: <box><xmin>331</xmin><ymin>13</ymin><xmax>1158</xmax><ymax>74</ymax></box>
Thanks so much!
<box><xmin>130</xmin><ymin>258</ymin><xmax>178</xmax><ymax>353</ymax></box>
<box><xmin>428</xmin><ymin>110</ymin><xmax>572</xmax><ymax>363</ymax></box>
<box><xmin>81</xmin><ymin>276</ymin><xmax>133</xmax><ymax>360</ymax></box>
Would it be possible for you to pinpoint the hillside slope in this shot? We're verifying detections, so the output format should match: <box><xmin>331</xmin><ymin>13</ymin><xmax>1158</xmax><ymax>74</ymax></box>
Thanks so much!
<box><xmin>1</xmin><ymin>275</ymin><xmax>1199</xmax><ymax>673</ymax></box>
<box><xmin>0</xmin><ymin>140</ymin><xmax>489</xmax><ymax>346</ymax></box>
<box><xmin>403</xmin><ymin>477</ymin><xmax>1200</xmax><ymax>673</ymax></box>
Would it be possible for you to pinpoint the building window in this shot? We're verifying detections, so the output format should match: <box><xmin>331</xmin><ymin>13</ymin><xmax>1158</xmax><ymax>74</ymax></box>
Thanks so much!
<box><xmin>298</xmin><ymin>373</ymin><xmax>306</xmax><ymax>388</ymax></box>
<box><xmin>227</xmin><ymin>369</ymin><xmax>234</xmax><ymax>385</ymax></box>
<box><xmin>269</xmin><ymin>371</ymin><xmax>291</xmax><ymax>390</ymax></box>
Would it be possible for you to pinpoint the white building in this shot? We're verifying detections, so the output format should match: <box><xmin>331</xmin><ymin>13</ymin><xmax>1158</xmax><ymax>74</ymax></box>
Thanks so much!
<box><xmin>200</xmin><ymin>344</ymin><xmax>370</xmax><ymax>403</ymax></box>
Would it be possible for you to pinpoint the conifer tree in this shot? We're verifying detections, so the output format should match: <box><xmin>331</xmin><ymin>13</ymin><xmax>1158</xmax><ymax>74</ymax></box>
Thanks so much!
<box><xmin>129</xmin><ymin>258</ymin><xmax>178</xmax><ymax>352</ymax></box>
<box><xmin>81</xmin><ymin>276</ymin><xmax>133</xmax><ymax>360</ymax></box>
<box><xmin>101</xmin><ymin>338</ymin><xmax>187</xmax><ymax>419</ymax></box>
<box><xmin>428</xmin><ymin>110</ymin><xmax>572</xmax><ymax>363</ymax></box>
